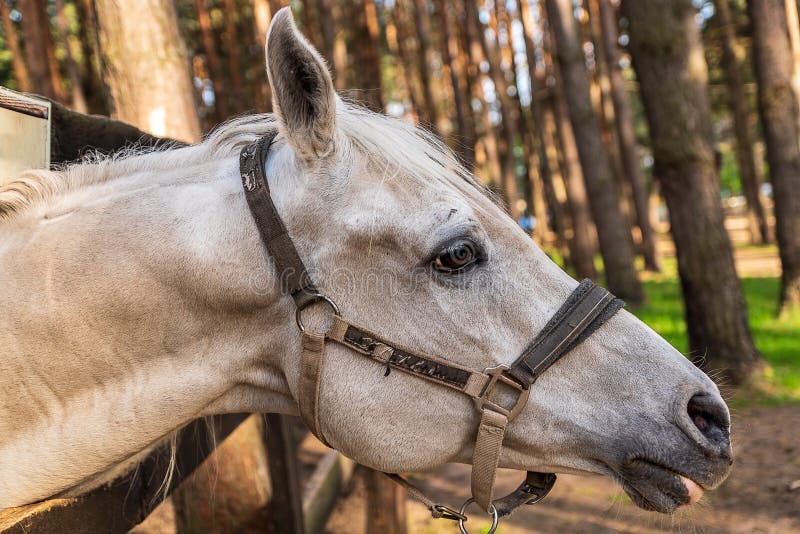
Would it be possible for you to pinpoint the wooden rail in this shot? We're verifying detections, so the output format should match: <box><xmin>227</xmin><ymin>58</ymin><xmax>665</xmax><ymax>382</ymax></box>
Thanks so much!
<box><xmin>0</xmin><ymin>415</ymin><xmax>354</xmax><ymax>533</ymax></box>
<box><xmin>0</xmin><ymin>415</ymin><xmax>247</xmax><ymax>533</ymax></box>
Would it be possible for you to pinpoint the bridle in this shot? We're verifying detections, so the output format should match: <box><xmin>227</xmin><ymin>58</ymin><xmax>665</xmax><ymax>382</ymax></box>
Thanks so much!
<box><xmin>240</xmin><ymin>131</ymin><xmax>624</xmax><ymax>532</ymax></box>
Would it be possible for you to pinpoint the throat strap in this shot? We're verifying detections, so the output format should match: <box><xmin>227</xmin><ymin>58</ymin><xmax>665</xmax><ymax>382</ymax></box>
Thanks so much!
<box><xmin>471</xmin><ymin>409</ymin><xmax>508</xmax><ymax>508</ymax></box>
<box><xmin>299</xmin><ymin>331</ymin><xmax>330</xmax><ymax>447</ymax></box>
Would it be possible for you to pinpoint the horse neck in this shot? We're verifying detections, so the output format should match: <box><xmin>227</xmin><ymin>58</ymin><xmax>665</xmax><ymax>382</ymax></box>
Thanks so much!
<box><xmin>0</xmin><ymin>152</ymin><xmax>299</xmax><ymax>507</ymax></box>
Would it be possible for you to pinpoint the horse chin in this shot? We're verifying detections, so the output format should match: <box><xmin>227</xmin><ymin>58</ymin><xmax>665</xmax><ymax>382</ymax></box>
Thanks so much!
<box><xmin>615</xmin><ymin>458</ymin><xmax>705</xmax><ymax>513</ymax></box>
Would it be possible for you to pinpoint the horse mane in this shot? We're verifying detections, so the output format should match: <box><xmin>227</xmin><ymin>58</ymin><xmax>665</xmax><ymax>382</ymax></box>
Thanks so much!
<box><xmin>0</xmin><ymin>101</ymin><xmax>495</xmax><ymax>222</ymax></box>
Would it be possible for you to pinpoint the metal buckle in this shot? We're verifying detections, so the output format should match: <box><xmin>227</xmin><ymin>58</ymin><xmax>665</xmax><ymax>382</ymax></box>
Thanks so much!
<box><xmin>296</xmin><ymin>294</ymin><xmax>340</xmax><ymax>333</ymax></box>
<box><xmin>432</xmin><ymin>504</ymin><xmax>467</xmax><ymax>522</ymax></box>
<box><xmin>473</xmin><ymin>365</ymin><xmax>530</xmax><ymax>420</ymax></box>
<box><xmin>458</xmin><ymin>499</ymin><xmax>499</xmax><ymax>534</ymax></box>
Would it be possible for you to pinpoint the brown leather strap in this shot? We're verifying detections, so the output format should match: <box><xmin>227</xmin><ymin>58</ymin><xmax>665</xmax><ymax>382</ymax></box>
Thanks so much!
<box><xmin>240</xmin><ymin>132</ymin><xmax>319</xmax><ymax>307</ymax></box>
<box><xmin>507</xmin><ymin>279</ymin><xmax>624</xmax><ymax>386</ymax></box>
<box><xmin>327</xmin><ymin>315</ymin><xmax>492</xmax><ymax>397</ymax></box>
<box><xmin>383</xmin><ymin>474</ymin><xmax>467</xmax><ymax>521</ymax></box>
<box><xmin>492</xmin><ymin>471</ymin><xmax>557</xmax><ymax>517</ymax></box>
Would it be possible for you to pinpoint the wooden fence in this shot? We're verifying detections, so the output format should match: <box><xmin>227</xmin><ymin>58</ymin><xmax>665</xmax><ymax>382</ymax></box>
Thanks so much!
<box><xmin>0</xmin><ymin>414</ymin><xmax>354</xmax><ymax>533</ymax></box>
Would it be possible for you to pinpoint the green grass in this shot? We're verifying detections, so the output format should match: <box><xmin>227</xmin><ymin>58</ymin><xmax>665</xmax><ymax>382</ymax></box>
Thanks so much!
<box><xmin>631</xmin><ymin>257</ymin><xmax>800</xmax><ymax>405</ymax></box>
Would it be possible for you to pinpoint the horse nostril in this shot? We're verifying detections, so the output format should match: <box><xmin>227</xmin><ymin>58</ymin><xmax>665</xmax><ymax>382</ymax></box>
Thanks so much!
<box><xmin>687</xmin><ymin>393</ymin><xmax>730</xmax><ymax>448</ymax></box>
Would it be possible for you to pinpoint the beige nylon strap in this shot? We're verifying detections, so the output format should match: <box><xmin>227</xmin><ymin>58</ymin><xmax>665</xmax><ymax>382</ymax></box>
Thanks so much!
<box><xmin>471</xmin><ymin>409</ymin><xmax>509</xmax><ymax>512</ymax></box>
<box><xmin>383</xmin><ymin>473</ymin><xmax>444</xmax><ymax>518</ymax></box>
<box><xmin>298</xmin><ymin>330</ymin><xmax>331</xmax><ymax>447</ymax></box>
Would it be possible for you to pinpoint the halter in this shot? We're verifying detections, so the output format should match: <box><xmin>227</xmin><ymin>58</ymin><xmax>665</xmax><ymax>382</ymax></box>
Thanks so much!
<box><xmin>240</xmin><ymin>131</ymin><xmax>624</xmax><ymax>531</ymax></box>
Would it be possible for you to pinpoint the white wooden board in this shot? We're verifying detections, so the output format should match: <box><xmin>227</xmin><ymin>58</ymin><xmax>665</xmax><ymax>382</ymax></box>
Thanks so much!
<box><xmin>0</xmin><ymin>87</ymin><xmax>51</xmax><ymax>185</ymax></box>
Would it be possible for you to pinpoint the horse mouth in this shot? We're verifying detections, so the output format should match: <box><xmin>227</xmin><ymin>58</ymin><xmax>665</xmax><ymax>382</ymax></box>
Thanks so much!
<box><xmin>616</xmin><ymin>458</ymin><xmax>706</xmax><ymax>513</ymax></box>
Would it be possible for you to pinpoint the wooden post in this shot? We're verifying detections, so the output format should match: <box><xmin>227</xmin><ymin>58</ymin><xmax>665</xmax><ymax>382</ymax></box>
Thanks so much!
<box><xmin>0</xmin><ymin>88</ymin><xmax>51</xmax><ymax>184</ymax></box>
<box><xmin>0</xmin><ymin>415</ymin><xmax>248</xmax><ymax>534</ymax></box>
<box><xmin>262</xmin><ymin>414</ymin><xmax>305</xmax><ymax>534</ymax></box>
<box><xmin>365</xmin><ymin>469</ymin><xmax>406</xmax><ymax>534</ymax></box>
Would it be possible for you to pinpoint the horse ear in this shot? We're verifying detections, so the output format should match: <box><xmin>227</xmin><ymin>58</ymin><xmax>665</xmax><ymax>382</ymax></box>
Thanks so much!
<box><xmin>266</xmin><ymin>7</ymin><xmax>337</xmax><ymax>161</ymax></box>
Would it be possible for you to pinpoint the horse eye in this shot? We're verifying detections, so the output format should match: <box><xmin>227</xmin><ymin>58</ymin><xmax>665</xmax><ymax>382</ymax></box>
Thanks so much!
<box><xmin>433</xmin><ymin>240</ymin><xmax>480</xmax><ymax>273</ymax></box>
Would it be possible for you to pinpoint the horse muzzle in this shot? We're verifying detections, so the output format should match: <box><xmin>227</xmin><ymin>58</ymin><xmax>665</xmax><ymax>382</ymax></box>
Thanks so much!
<box><xmin>615</xmin><ymin>390</ymin><xmax>733</xmax><ymax>513</ymax></box>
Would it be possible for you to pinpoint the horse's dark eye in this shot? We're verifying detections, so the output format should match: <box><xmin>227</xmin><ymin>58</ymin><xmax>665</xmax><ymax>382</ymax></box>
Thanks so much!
<box><xmin>433</xmin><ymin>240</ymin><xmax>480</xmax><ymax>273</ymax></box>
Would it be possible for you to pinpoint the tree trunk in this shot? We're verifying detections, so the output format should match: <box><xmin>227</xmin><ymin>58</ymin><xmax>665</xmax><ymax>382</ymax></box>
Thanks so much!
<box><xmin>330</xmin><ymin>0</ymin><xmax>348</xmax><ymax>92</ymax></box>
<box><xmin>586</xmin><ymin>0</ymin><xmax>627</xmax><ymax>214</ymax></box>
<box><xmin>385</xmin><ymin>7</ymin><xmax>419</xmax><ymax>122</ymax></box>
<box><xmin>538</xmin><ymin>99</ymin><xmax>571</xmax><ymax>259</ymax></box>
<box><xmin>412</xmin><ymin>0</ymin><xmax>440</xmax><ymax>130</ymax></box>
<box><xmin>252</xmin><ymin>0</ymin><xmax>274</xmax><ymax>113</ymax></box>
<box><xmin>518</xmin><ymin>0</ymin><xmax>568</xmax><ymax>251</ymax></box>
<box><xmin>749</xmin><ymin>0</ymin><xmax>800</xmax><ymax>314</ymax></box>
<box><xmin>316</xmin><ymin>0</ymin><xmax>336</xmax><ymax>71</ymax></box>
<box><xmin>53</xmin><ymin>0</ymin><xmax>88</xmax><ymax>113</ymax></box>
<box><xmin>434</xmin><ymin>0</ymin><xmax>475</xmax><ymax>168</ymax></box>
<box><xmin>460</xmin><ymin>0</ymin><xmax>504</xmax><ymax>195</ymax></box>
<box><xmin>493</xmin><ymin>0</ymin><xmax>533</xmax><ymax>223</ymax></box>
<box><xmin>596</xmin><ymin>0</ymin><xmax>661</xmax><ymax>270</ymax></box>
<box><xmin>94</xmin><ymin>0</ymin><xmax>201</xmax><ymax>143</ymax></box>
<box><xmin>0</xmin><ymin>0</ymin><xmax>33</xmax><ymax>92</ymax></box>
<box><xmin>349</xmin><ymin>0</ymin><xmax>384</xmax><ymax>112</ymax></box>
<box><xmin>540</xmin><ymin>9</ymin><xmax>599</xmax><ymax>279</ymax></box>
<box><xmin>194</xmin><ymin>0</ymin><xmax>229</xmax><ymax>121</ymax></box>
<box><xmin>784</xmin><ymin>0</ymin><xmax>800</xmax><ymax>118</ymax></box>
<box><xmin>452</xmin><ymin>1</ymin><xmax>480</xmax><ymax>163</ymax></box>
<box><xmin>711</xmin><ymin>0</ymin><xmax>770</xmax><ymax>245</ymax></box>
<box><xmin>545</xmin><ymin>0</ymin><xmax>642</xmax><ymax>303</ymax></box>
<box><xmin>76</xmin><ymin>0</ymin><xmax>108</xmax><ymax>114</ymax></box>
<box><xmin>18</xmin><ymin>0</ymin><xmax>66</xmax><ymax>101</ymax></box>
<box><xmin>550</xmin><ymin>93</ymin><xmax>598</xmax><ymax>279</ymax></box>
<box><xmin>222</xmin><ymin>0</ymin><xmax>248</xmax><ymax>114</ymax></box>
<box><xmin>500</xmin><ymin>1</ymin><xmax>548</xmax><ymax>240</ymax></box>
<box><xmin>471</xmin><ymin>1</ymin><xmax>523</xmax><ymax>220</ymax></box>
<box><xmin>299</xmin><ymin>0</ymin><xmax>323</xmax><ymax>53</ymax></box>
<box><xmin>622</xmin><ymin>0</ymin><xmax>762</xmax><ymax>383</ymax></box>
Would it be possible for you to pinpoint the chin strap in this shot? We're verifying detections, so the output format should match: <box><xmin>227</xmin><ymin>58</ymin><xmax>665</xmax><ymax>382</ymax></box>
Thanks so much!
<box><xmin>383</xmin><ymin>470</ymin><xmax>556</xmax><ymax>521</ymax></box>
<box><xmin>240</xmin><ymin>132</ymin><xmax>624</xmax><ymax>529</ymax></box>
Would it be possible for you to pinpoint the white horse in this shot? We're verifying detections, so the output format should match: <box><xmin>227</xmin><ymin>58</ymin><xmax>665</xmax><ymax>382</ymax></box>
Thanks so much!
<box><xmin>0</xmin><ymin>8</ymin><xmax>731</xmax><ymax>518</ymax></box>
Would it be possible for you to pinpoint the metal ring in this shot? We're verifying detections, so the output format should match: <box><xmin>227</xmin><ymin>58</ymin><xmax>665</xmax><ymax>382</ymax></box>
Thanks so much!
<box><xmin>296</xmin><ymin>294</ymin><xmax>339</xmax><ymax>333</ymax></box>
<box><xmin>457</xmin><ymin>498</ymin><xmax>499</xmax><ymax>534</ymax></box>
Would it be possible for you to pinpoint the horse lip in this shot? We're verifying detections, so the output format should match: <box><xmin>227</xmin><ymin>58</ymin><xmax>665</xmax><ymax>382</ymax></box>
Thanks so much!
<box><xmin>636</xmin><ymin>458</ymin><xmax>710</xmax><ymax>490</ymax></box>
<box><xmin>615</xmin><ymin>458</ymin><xmax>697</xmax><ymax>512</ymax></box>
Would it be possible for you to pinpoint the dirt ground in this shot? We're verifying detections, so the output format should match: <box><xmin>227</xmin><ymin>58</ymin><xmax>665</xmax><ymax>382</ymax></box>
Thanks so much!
<box><xmin>325</xmin><ymin>404</ymin><xmax>800</xmax><ymax>534</ymax></box>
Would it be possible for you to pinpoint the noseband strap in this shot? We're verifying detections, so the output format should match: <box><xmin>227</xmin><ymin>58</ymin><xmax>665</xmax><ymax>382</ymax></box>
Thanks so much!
<box><xmin>240</xmin><ymin>133</ymin><xmax>624</xmax><ymax>521</ymax></box>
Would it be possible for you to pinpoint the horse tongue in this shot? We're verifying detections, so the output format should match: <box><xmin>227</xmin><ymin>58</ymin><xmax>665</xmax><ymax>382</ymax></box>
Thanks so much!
<box><xmin>679</xmin><ymin>476</ymin><xmax>704</xmax><ymax>504</ymax></box>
